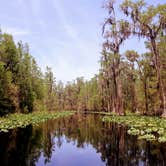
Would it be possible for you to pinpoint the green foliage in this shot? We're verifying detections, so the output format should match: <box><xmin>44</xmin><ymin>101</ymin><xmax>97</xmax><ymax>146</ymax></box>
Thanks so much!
<box><xmin>0</xmin><ymin>0</ymin><xmax>166</xmax><ymax>118</ymax></box>
<box><xmin>103</xmin><ymin>115</ymin><xmax>166</xmax><ymax>143</ymax></box>
<box><xmin>0</xmin><ymin>111</ymin><xmax>75</xmax><ymax>132</ymax></box>
<box><xmin>0</xmin><ymin>31</ymin><xmax>51</xmax><ymax>114</ymax></box>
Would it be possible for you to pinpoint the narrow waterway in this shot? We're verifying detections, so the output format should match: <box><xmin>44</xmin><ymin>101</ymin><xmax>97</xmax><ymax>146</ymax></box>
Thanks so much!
<box><xmin>0</xmin><ymin>113</ymin><xmax>165</xmax><ymax>166</ymax></box>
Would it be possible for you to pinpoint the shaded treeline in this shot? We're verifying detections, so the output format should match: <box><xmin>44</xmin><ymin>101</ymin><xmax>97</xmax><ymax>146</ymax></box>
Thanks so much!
<box><xmin>0</xmin><ymin>30</ymin><xmax>57</xmax><ymax>115</ymax></box>
<box><xmin>0</xmin><ymin>0</ymin><xmax>166</xmax><ymax>117</ymax></box>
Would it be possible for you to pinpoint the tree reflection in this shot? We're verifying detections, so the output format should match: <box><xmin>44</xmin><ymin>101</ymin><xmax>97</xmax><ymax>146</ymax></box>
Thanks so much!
<box><xmin>0</xmin><ymin>114</ymin><xmax>165</xmax><ymax>166</ymax></box>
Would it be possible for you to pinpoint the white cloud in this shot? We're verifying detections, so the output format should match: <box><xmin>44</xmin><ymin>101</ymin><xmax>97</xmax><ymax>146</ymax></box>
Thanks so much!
<box><xmin>0</xmin><ymin>0</ymin><xmax>102</xmax><ymax>83</ymax></box>
<box><xmin>52</xmin><ymin>0</ymin><xmax>79</xmax><ymax>40</ymax></box>
<box><xmin>1</xmin><ymin>26</ymin><xmax>30</xmax><ymax>37</ymax></box>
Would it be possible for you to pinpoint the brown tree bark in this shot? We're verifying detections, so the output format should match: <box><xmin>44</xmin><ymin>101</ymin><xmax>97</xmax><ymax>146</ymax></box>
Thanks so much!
<box><xmin>144</xmin><ymin>80</ymin><xmax>149</xmax><ymax>115</ymax></box>
<box><xmin>151</xmin><ymin>38</ymin><xmax>166</xmax><ymax>117</ymax></box>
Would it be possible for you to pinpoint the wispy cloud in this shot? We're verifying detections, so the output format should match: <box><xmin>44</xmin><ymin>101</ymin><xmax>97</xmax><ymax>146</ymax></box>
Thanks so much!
<box><xmin>17</xmin><ymin>0</ymin><xmax>24</xmax><ymax>5</ymax></box>
<box><xmin>1</xmin><ymin>26</ymin><xmax>30</xmax><ymax>37</ymax></box>
<box><xmin>52</xmin><ymin>0</ymin><xmax>79</xmax><ymax>40</ymax></box>
<box><xmin>30</xmin><ymin>0</ymin><xmax>41</xmax><ymax>17</ymax></box>
<box><xmin>0</xmin><ymin>0</ymin><xmax>104</xmax><ymax>83</ymax></box>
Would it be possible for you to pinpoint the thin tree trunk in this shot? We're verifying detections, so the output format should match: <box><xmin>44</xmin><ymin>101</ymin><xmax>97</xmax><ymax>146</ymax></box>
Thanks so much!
<box><xmin>117</xmin><ymin>75</ymin><xmax>124</xmax><ymax>115</ymax></box>
<box><xmin>114</xmin><ymin>61</ymin><xmax>124</xmax><ymax>115</ymax></box>
<box><xmin>131</xmin><ymin>64</ymin><xmax>137</xmax><ymax>113</ymax></box>
<box><xmin>144</xmin><ymin>79</ymin><xmax>149</xmax><ymax>115</ymax></box>
<box><xmin>151</xmin><ymin>38</ymin><xmax>166</xmax><ymax>117</ymax></box>
<box><xmin>112</xmin><ymin>66</ymin><xmax>117</xmax><ymax>113</ymax></box>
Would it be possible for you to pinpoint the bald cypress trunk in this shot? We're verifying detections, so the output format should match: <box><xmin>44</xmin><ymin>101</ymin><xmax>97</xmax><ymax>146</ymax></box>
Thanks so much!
<box><xmin>151</xmin><ymin>38</ymin><xmax>166</xmax><ymax>117</ymax></box>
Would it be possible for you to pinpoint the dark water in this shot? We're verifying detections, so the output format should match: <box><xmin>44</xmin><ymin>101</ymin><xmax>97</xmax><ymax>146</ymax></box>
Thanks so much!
<box><xmin>0</xmin><ymin>113</ymin><xmax>165</xmax><ymax>166</ymax></box>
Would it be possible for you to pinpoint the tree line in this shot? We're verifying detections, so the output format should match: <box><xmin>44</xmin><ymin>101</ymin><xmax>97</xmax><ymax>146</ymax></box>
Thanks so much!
<box><xmin>54</xmin><ymin>0</ymin><xmax>166</xmax><ymax>117</ymax></box>
<box><xmin>0</xmin><ymin>0</ymin><xmax>166</xmax><ymax>117</ymax></box>
<box><xmin>0</xmin><ymin>31</ymin><xmax>56</xmax><ymax>115</ymax></box>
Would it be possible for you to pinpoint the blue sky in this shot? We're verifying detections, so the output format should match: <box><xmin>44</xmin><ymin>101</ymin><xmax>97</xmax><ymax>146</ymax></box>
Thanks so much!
<box><xmin>0</xmin><ymin>0</ymin><xmax>165</xmax><ymax>83</ymax></box>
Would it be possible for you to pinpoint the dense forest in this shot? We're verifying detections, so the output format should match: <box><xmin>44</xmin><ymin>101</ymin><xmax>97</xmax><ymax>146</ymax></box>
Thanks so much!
<box><xmin>0</xmin><ymin>31</ymin><xmax>55</xmax><ymax>115</ymax></box>
<box><xmin>0</xmin><ymin>0</ymin><xmax>166</xmax><ymax>117</ymax></box>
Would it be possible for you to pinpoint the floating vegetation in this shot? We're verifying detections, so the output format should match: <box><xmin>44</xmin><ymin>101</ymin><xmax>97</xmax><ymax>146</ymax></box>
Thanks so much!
<box><xmin>0</xmin><ymin>111</ymin><xmax>75</xmax><ymax>133</ymax></box>
<box><xmin>138</xmin><ymin>134</ymin><xmax>156</xmax><ymax>141</ymax></box>
<box><xmin>103</xmin><ymin>115</ymin><xmax>166</xmax><ymax>143</ymax></box>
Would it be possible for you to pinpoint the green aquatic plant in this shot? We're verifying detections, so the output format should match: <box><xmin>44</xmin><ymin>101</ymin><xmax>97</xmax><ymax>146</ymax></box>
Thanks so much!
<box><xmin>0</xmin><ymin>111</ymin><xmax>75</xmax><ymax>133</ymax></box>
<box><xmin>138</xmin><ymin>134</ymin><xmax>156</xmax><ymax>141</ymax></box>
<box><xmin>158</xmin><ymin>135</ymin><xmax>166</xmax><ymax>143</ymax></box>
<box><xmin>103</xmin><ymin>115</ymin><xmax>166</xmax><ymax>143</ymax></box>
<box><xmin>127</xmin><ymin>128</ymin><xmax>140</xmax><ymax>135</ymax></box>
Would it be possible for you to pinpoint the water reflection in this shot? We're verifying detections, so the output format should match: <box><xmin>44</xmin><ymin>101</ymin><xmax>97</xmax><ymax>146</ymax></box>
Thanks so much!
<box><xmin>0</xmin><ymin>113</ymin><xmax>165</xmax><ymax>166</ymax></box>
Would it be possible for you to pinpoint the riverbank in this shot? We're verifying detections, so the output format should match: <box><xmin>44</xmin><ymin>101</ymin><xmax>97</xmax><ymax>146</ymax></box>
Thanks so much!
<box><xmin>0</xmin><ymin>111</ymin><xmax>75</xmax><ymax>133</ymax></box>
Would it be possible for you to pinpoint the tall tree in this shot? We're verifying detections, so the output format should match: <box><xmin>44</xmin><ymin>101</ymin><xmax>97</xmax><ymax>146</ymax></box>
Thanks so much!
<box><xmin>121</xmin><ymin>0</ymin><xmax>166</xmax><ymax>117</ymax></box>
<box><xmin>102</xmin><ymin>0</ymin><xmax>131</xmax><ymax>115</ymax></box>
<box><xmin>124</xmin><ymin>50</ymin><xmax>139</xmax><ymax>113</ymax></box>
<box><xmin>44</xmin><ymin>67</ymin><xmax>57</xmax><ymax>111</ymax></box>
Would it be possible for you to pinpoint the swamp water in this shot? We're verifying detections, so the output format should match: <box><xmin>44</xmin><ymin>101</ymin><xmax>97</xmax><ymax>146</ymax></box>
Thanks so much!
<box><xmin>0</xmin><ymin>113</ymin><xmax>165</xmax><ymax>166</ymax></box>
